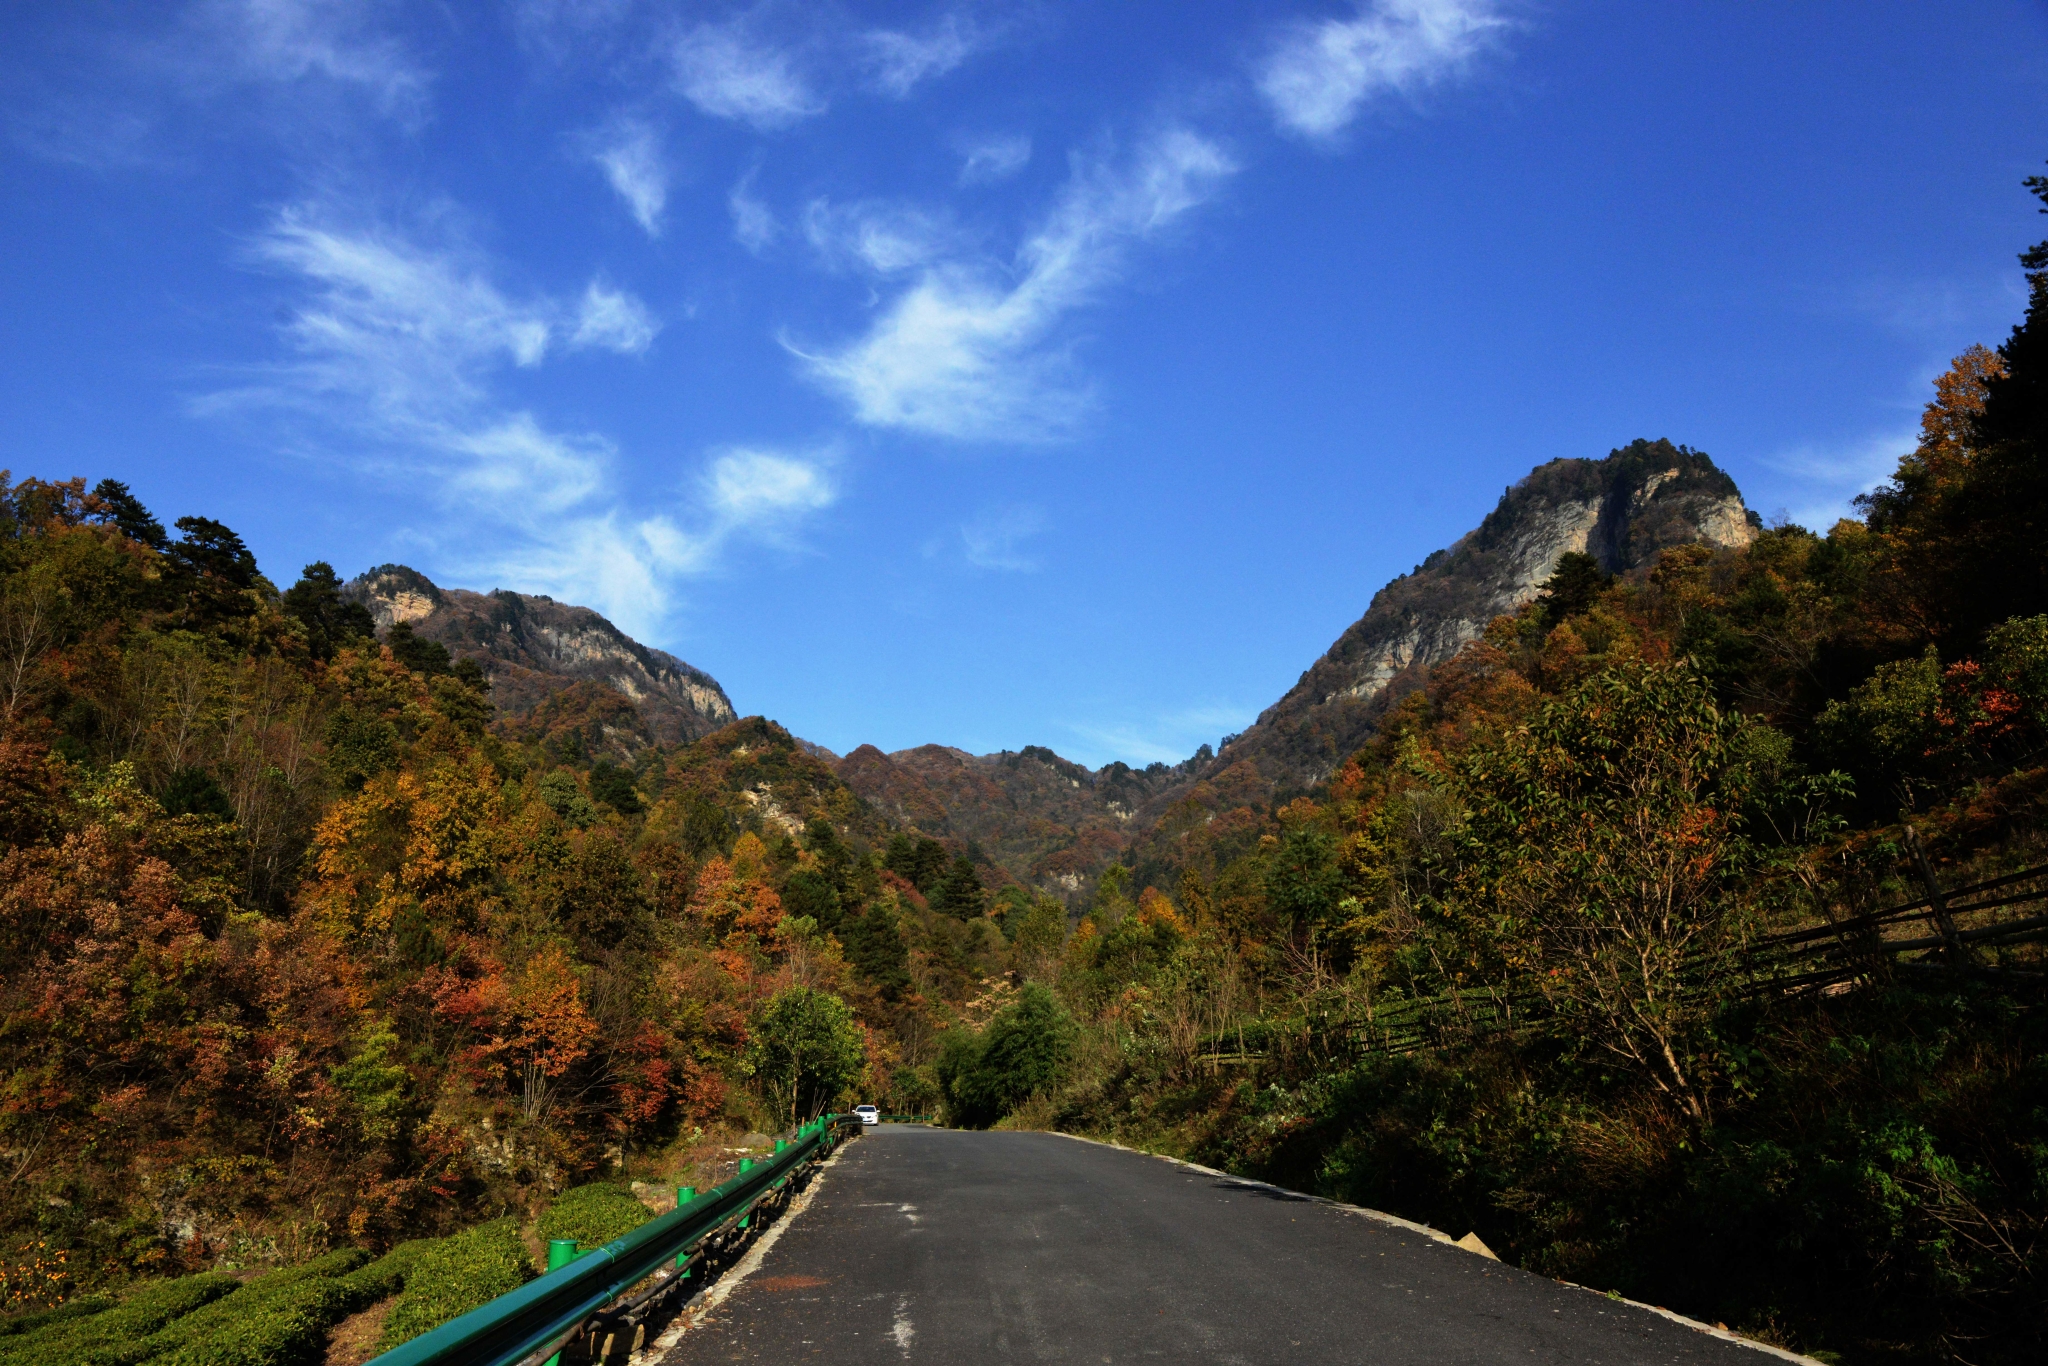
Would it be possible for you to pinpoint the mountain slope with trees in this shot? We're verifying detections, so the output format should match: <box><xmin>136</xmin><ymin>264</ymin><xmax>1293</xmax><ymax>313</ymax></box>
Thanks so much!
<box><xmin>912</xmin><ymin>170</ymin><xmax>2048</xmax><ymax>1366</ymax></box>
<box><xmin>343</xmin><ymin>565</ymin><xmax>736</xmax><ymax>751</ymax></box>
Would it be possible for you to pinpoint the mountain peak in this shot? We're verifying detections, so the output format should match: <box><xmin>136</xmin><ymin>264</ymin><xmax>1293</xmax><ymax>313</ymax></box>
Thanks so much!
<box><xmin>342</xmin><ymin>566</ymin><xmax>736</xmax><ymax>746</ymax></box>
<box><xmin>1217</xmin><ymin>438</ymin><xmax>1758</xmax><ymax>792</ymax></box>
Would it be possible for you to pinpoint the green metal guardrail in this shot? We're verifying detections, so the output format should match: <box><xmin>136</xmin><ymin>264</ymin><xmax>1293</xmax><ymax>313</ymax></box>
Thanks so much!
<box><xmin>877</xmin><ymin>1113</ymin><xmax>934</xmax><ymax>1123</ymax></box>
<box><xmin>366</xmin><ymin>1114</ymin><xmax>862</xmax><ymax>1366</ymax></box>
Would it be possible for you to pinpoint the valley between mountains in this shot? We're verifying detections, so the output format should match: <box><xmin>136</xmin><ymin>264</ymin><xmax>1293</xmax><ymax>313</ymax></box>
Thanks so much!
<box><xmin>4</xmin><ymin>358</ymin><xmax>2048</xmax><ymax>1366</ymax></box>
<box><xmin>344</xmin><ymin>437</ymin><xmax>1762</xmax><ymax>910</ymax></box>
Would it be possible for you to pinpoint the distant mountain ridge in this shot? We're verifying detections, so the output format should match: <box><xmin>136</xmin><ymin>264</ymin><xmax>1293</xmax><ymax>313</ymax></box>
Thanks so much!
<box><xmin>829</xmin><ymin>439</ymin><xmax>1762</xmax><ymax>897</ymax></box>
<box><xmin>1207</xmin><ymin>438</ymin><xmax>1759</xmax><ymax>794</ymax></box>
<box><xmin>343</xmin><ymin>565</ymin><xmax>736</xmax><ymax>745</ymax></box>
<box><xmin>836</xmin><ymin>743</ymin><xmax>1196</xmax><ymax>897</ymax></box>
<box><xmin>343</xmin><ymin>441</ymin><xmax>1760</xmax><ymax>903</ymax></box>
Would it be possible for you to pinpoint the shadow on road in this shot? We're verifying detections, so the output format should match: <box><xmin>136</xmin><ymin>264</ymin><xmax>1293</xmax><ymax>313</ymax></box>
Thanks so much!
<box><xmin>1212</xmin><ymin>1178</ymin><xmax>1313</xmax><ymax>1202</ymax></box>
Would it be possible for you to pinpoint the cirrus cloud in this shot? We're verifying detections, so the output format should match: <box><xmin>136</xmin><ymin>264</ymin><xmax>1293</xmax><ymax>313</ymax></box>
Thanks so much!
<box><xmin>672</xmin><ymin>20</ymin><xmax>823</xmax><ymax>130</ymax></box>
<box><xmin>197</xmin><ymin>204</ymin><xmax>829</xmax><ymax>637</ymax></box>
<box><xmin>1257</xmin><ymin>0</ymin><xmax>1507</xmax><ymax>141</ymax></box>
<box><xmin>790</xmin><ymin>128</ymin><xmax>1237</xmax><ymax>441</ymax></box>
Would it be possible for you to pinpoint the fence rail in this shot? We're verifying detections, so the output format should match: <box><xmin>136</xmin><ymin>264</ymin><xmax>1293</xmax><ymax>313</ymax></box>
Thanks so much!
<box><xmin>367</xmin><ymin>1113</ymin><xmax>862</xmax><ymax>1366</ymax></box>
<box><xmin>1201</xmin><ymin>852</ymin><xmax>2048</xmax><ymax>1068</ymax></box>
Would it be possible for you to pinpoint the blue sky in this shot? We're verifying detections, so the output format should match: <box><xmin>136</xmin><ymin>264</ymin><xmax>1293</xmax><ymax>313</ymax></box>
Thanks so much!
<box><xmin>3</xmin><ymin>2</ymin><xmax>2046</xmax><ymax>767</ymax></box>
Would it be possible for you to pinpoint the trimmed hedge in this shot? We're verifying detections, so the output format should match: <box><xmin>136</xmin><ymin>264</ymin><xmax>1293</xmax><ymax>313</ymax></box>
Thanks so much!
<box><xmin>0</xmin><ymin>1272</ymin><xmax>239</xmax><ymax>1365</ymax></box>
<box><xmin>0</xmin><ymin>1229</ymin><xmax>506</xmax><ymax>1365</ymax></box>
<box><xmin>338</xmin><ymin>1238</ymin><xmax>433</xmax><ymax>1304</ymax></box>
<box><xmin>139</xmin><ymin>1279</ymin><xmax>356</xmax><ymax>1366</ymax></box>
<box><xmin>534</xmin><ymin>1184</ymin><xmax>651</xmax><ymax>1254</ymax></box>
<box><xmin>0</xmin><ymin>1295</ymin><xmax>115</xmax><ymax>1337</ymax></box>
<box><xmin>377</xmin><ymin>1219</ymin><xmax>531</xmax><ymax>1353</ymax></box>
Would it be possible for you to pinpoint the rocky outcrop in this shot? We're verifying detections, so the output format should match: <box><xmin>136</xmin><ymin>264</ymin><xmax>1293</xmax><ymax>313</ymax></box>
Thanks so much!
<box><xmin>1205</xmin><ymin>439</ymin><xmax>1758</xmax><ymax>794</ymax></box>
<box><xmin>343</xmin><ymin>565</ymin><xmax>737</xmax><ymax>745</ymax></box>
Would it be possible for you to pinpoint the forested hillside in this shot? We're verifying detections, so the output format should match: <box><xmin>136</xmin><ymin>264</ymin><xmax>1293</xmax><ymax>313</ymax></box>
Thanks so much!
<box><xmin>0</xmin><ymin>494</ymin><xmax>1037</xmax><ymax>1330</ymax></box>
<box><xmin>3</xmin><ymin>172</ymin><xmax>2045</xmax><ymax>1366</ymax></box>
<box><xmin>919</xmin><ymin>177</ymin><xmax>2048</xmax><ymax>1365</ymax></box>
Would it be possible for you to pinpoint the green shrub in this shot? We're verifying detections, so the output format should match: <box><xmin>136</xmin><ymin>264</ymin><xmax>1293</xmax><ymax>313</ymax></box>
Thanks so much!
<box><xmin>0</xmin><ymin>1272</ymin><xmax>239</xmax><ymax>1365</ymax></box>
<box><xmin>337</xmin><ymin>1238</ymin><xmax>433</xmax><ymax>1303</ymax></box>
<box><xmin>0</xmin><ymin>1246</ymin><xmax>426</xmax><ymax>1366</ymax></box>
<box><xmin>0</xmin><ymin>1295</ymin><xmax>114</xmax><ymax>1337</ymax></box>
<box><xmin>136</xmin><ymin>1276</ymin><xmax>358</xmax><ymax>1366</ymax></box>
<box><xmin>939</xmin><ymin>984</ymin><xmax>1075</xmax><ymax>1127</ymax></box>
<box><xmin>535</xmin><ymin>1185</ymin><xmax>650</xmax><ymax>1254</ymax></box>
<box><xmin>377</xmin><ymin>1219</ymin><xmax>531</xmax><ymax>1352</ymax></box>
<box><xmin>240</xmin><ymin>1248</ymin><xmax>371</xmax><ymax>1289</ymax></box>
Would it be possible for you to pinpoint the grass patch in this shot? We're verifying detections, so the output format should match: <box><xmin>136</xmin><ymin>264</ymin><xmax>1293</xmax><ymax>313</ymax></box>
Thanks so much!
<box><xmin>0</xmin><ymin>1272</ymin><xmax>240</xmax><ymax>1365</ymax></box>
<box><xmin>376</xmin><ymin>1219</ymin><xmax>531</xmax><ymax>1353</ymax></box>
<box><xmin>534</xmin><ymin>1185</ymin><xmax>651</xmax><ymax>1255</ymax></box>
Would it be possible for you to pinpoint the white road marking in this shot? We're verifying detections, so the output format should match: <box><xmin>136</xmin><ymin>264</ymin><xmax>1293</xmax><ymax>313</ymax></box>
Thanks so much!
<box><xmin>891</xmin><ymin>1295</ymin><xmax>914</xmax><ymax>1354</ymax></box>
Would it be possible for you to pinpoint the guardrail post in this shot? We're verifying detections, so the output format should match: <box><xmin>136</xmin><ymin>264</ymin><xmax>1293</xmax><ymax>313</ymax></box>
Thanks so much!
<box><xmin>674</xmin><ymin>1188</ymin><xmax>696</xmax><ymax>1270</ymax></box>
<box><xmin>542</xmin><ymin>1241</ymin><xmax>579</xmax><ymax>1366</ymax></box>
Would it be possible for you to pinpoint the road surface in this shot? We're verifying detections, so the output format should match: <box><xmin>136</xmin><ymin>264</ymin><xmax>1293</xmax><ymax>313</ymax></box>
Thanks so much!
<box><xmin>656</xmin><ymin>1125</ymin><xmax>1785</xmax><ymax>1365</ymax></box>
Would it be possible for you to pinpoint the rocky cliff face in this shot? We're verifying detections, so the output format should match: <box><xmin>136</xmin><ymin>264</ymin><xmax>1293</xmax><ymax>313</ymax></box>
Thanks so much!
<box><xmin>1206</xmin><ymin>439</ymin><xmax>1758</xmax><ymax>795</ymax></box>
<box><xmin>343</xmin><ymin>565</ymin><xmax>737</xmax><ymax>745</ymax></box>
<box><xmin>834</xmin><ymin>440</ymin><xmax>1760</xmax><ymax>900</ymax></box>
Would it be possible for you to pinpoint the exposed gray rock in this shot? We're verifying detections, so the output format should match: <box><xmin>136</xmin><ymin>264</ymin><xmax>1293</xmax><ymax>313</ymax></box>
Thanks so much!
<box><xmin>343</xmin><ymin>564</ymin><xmax>737</xmax><ymax>744</ymax></box>
<box><xmin>1172</xmin><ymin>438</ymin><xmax>1759</xmax><ymax>801</ymax></box>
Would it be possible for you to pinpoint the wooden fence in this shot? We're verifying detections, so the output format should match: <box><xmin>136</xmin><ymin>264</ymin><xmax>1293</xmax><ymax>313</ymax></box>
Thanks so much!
<box><xmin>1201</xmin><ymin>843</ymin><xmax>2048</xmax><ymax>1067</ymax></box>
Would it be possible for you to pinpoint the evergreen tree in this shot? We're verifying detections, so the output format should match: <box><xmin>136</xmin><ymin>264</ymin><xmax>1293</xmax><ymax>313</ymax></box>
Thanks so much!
<box><xmin>159</xmin><ymin>765</ymin><xmax>234</xmax><ymax>822</ymax></box>
<box><xmin>384</xmin><ymin>620</ymin><xmax>451</xmax><ymax>676</ymax></box>
<box><xmin>841</xmin><ymin>905</ymin><xmax>909</xmax><ymax>999</ymax></box>
<box><xmin>282</xmin><ymin>561</ymin><xmax>376</xmax><ymax>661</ymax></box>
<box><xmin>1534</xmin><ymin>551</ymin><xmax>1613</xmax><ymax>629</ymax></box>
<box><xmin>1942</xmin><ymin>164</ymin><xmax>2048</xmax><ymax>641</ymax></box>
<box><xmin>885</xmin><ymin>832</ymin><xmax>949</xmax><ymax>891</ymax></box>
<box><xmin>780</xmin><ymin>867</ymin><xmax>841</xmax><ymax>931</ymax></box>
<box><xmin>804</xmin><ymin>816</ymin><xmax>853</xmax><ymax>893</ymax></box>
<box><xmin>167</xmin><ymin>516</ymin><xmax>257</xmax><ymax>588</ymax></box>
<box><xmin>89</xmin><ymin>479</ymin><xmax>166</xmax><ymax>549</ymax></box>
<box><xmin>932</xmin><ymin>854</ymin><xmax>985</xmax><ymax>921</ymax></box>
<box><xmin>588</xmin><ymin>760</ymin><xmax>643</xmax><ymax>815</ymax></box>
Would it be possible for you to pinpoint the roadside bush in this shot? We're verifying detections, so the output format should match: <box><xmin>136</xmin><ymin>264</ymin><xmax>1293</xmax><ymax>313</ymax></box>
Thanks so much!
<box><xmin>0</xmin><ymin>1295</ymin><xmax>114</xmax><ymax>1337</ymax></box>
<box><xmin>137</xmin><ymin>1255</ymin><xmax>369</xmax><ymax>1366</ymax></box>
<box><xmin>337</xmin><ymin>1238</ymin><xmax>433</xmax><ymax>1303</ymax></box>
<box><xmin>938</xmin><ymin>984</ymin><xmax>1075</xmax><ymax>1127</ymax></box>
<box><xmin>535</xmin><ymin>1185</ymin><xmax>650</xmax><ymax>1253</ymax></box>
<box><xmin>377</xmin><ymin>1219</ymin><xmax>531</xmax><ymax>1353</ymax></box>
<box><xmin>0</xmin><ymin>1272</ymin><xmax>238</xmax><ymax>1365</ymax></box>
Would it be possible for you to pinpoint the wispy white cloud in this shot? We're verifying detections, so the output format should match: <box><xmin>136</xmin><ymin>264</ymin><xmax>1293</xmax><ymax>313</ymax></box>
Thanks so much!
<box><xmin>592</xmin><ymin>120</ymin><xmax>667</xmax><ymax>236</ymax></box>
<box><xmin>958</xmin><ymin>133</ymin><xmax>1032</xmax><ymax>185</ymax></box>
<box><xmin>1060</xmin><ymin>703</ymin><xmax>1256</xmax><ymax>768</ymax></box>
<box><xmin>705</xmin><ymin>447</ymin><xmax>837</xmax><ymax>525</ymax></box>
<box><xmin>960</xmin><ymin>505</ymin><xmax>1045</xmax><ymax>571</ymax></box>
<box><xmin>201</xmin><ymin>206</ymin><xmax>817</xmax><ymax>637</ymax></box>
<box><xmin>791</xmin><ymin>128</ymin><xmax>1237</xmax><ymax>441</ymax></box>
<box><xmin>9</xmin><ymin>0</ymin><xmax>428</xmax><ymax>170</ymax></box>
<box><xmin>861</xmin><ymin>13</ymin><xmax>986</xmax><ymax>97</ymax></box>
<box><xmin>672</xmin><ymin>20</ymin><xmax>822</xmax><ymax>131</ymax></box>
<box><xmin>730</xmin><ymin>170</ymin><xmax>780</xmax><ymax>253</ymax></box>
<box><xmin>195</xmin><ymin>0</ymin><xmax>431</xmax><ymax>118</ymax></box>
<box><xmin>462</xmin><ymin>445</ymin><xmax>838</xmax><ymax>634</ymax></box>
<box><xmin>571</xmin><ymin>282</ymin><xmax>658</xmax><ymax>354</ymax></box>
<box><xmin>1755</xmin><ymin>426</ymin><xmax>1915</xmax><ymax>533</ymax></box>
<box><xmin>1256</xmin><ymin>0</ymin><xmax>1506</xmax><ymax>141</ymax></box>
<box><xmin>803</xmin><ymin>198</ymin><xmax>958</xmax><ymax>275</ymax></box>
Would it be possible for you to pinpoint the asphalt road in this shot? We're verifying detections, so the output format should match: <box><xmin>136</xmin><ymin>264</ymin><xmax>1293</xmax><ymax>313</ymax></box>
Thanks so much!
<box><xmin>656</xmin><ymin>1125</ymin><xmax>1782</xmax><ymax>1366</ymax></box>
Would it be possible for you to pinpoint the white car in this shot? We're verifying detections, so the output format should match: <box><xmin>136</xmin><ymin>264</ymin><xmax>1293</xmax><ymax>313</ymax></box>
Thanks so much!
<box><xmin>853</xmin><ymin>1104</ymin><xmax>880</xmax><ymax>1126</ymax></box>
